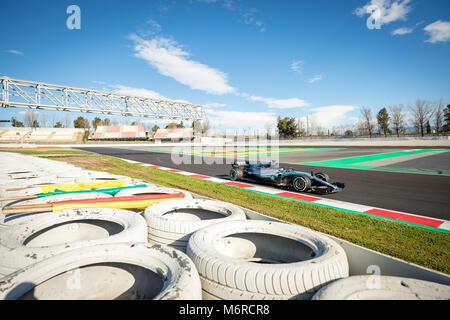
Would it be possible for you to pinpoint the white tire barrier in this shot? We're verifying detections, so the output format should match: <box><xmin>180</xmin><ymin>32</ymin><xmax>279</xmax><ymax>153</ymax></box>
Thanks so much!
<box><xmin>1</xmin><ymin>167</ymin><xmax>68</xmax><ymax>176</ymax></box>
<box><xmin>2</xmin><ymin>191</ymin><xmax>113</xmax><ymax>208</ymax></box>
<box><xmin>78</xmin><ymin>172</ymin><xmax>151</xmax><ymax>186</ymax></box>
<box><xmin>186</xmin><ymin>220</ymin><xmax>349</xmax><ymax>300</ymax></box>
<box><xmin>1</xmin><ymin>171</ymin><xmax>44</xmax><ymax>181</ymax></box>
<box><xmin>114</xmin><ymin>186</ymin><xmax>193</xmax><ymax>199</ymax></box>
<box><xmin>0</xmin><ymin>187</ymin><xmax>45</xmax><ymax>201</ymax></box>
<box><xmin>0</xmin><ymin>181</ymin><xmax>121</xmax><ymax>203</ymax></box>
<box><xmin>1</xmin><ymin>175</ymin><xmax>59</xmax><ymax>187</ymax></box>
<box><xmin>312</xmin><ymin>275</ymin><xmax>450</xmax><ymax>300</ymax></box>
<box><xmin>0</xmin><ymin>208</ymin><xmax>147</xmax><ymax>276</ymax></box>
<box><xmin>0</xmin><ymin>168</ymin><xmax>39</xmax><ymax>173</ymax></box>
<box><xmin>0</xmin><ymin>177</ymin><xmax>82</xmax><ymax>191</ymax></box>
<box><xmin>1</xmin><ymin>192</ymin><xmax>114</xmax><ymax>225</ymax></box>
<box><xmin>0</xmin><ymin>242</ymin><xmax>202</xmax><ymax>300</ymax></box>
<box><xmin>144</xmin><ymin>199</ymin><xmax>247</xmax><ymax>252</ymax></box>
<box><xmin>54</xmin><ymin>171</ymin><xmax>93</xmax><ymax>179</ymax></box>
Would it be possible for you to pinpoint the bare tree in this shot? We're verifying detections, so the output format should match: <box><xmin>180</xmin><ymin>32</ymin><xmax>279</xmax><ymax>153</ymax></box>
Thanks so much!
<box><xmin>264</xmin><ymin>122</ymin><xmax>274</xmax><ymax>138</ymax></box>
<box><xmin>23</xmin><ymin>111</ymin><xmax>39</xmax><ymax>128</ymax></box>
<box><xmin>49</xmin><ymin>113</ymin><xmax>59</xmax><ymax>127</ymax></box>
<box><xmin>409</xmin><ymin>99</ymin><xmax>434</xmax><ymax>137</ymax></box>
<box><xmin>307</xmin><ymin>115</ymin><xmax>319</xmax><ymax>136</ymax></box>
<box><xmin>202</xmin><ymin>118</ymin><xmax>211</xmax><ymax>135</ymax></box>
<box><xmin>63</xmin><ymin>114</ymin><xmax>72</xmax><ymax>128</ymax></box>
<box><xmin>389</xmin><ymin>105</ymin><xmax>406</xmax><ymax>138</ymax></box>
<box><xmin>434</xmin><ymin>100</ymin><xmax>444</xmax><ymax>135</ymax></box>
<box><xmin>39</xmin><ymin>113</ymin><xmax>50</xmax><ymax>128</ymax></box>
<box><xmin>360</xmin><ymin>107</ymin><xmax>375</xmax><ymax>138</ymax></box>
<box><xmin>296</xmin><ymin>118</ymin><xmax>305</xmax><ymax>137</ymax></box>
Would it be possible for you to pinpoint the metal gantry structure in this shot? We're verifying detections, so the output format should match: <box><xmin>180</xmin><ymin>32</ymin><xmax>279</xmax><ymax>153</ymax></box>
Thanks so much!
<box><xmin>0</xmin><ymin>77</ymin><xmax>205</xmax><ymax>120</ymax></box>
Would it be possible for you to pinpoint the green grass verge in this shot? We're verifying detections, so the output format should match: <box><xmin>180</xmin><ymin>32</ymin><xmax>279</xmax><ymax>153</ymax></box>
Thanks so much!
<box><xmin>0</xmin><ymin>149</ymin><xmax>93</xmax><ymax>155</ymax></box>
<box><xmin>44</xmin><ymin>154</ymin><xmax>450</xmax><ymax>275</ymax></box>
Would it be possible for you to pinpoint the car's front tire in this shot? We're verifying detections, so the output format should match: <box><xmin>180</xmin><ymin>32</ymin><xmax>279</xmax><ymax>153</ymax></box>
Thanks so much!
<box><xmin>314</xmin><ymin>172</ymin><xmax>330</xmax><ymax>182</ymax></box>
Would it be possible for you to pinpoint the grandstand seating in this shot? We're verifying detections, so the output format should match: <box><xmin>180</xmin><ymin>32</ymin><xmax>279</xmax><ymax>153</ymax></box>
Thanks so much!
<box><xmin>0</xmin><ymin>128</ymin><xmax>83</xmax><ymax>143</ymax></box>
<box><xmin>26</xmin><ymin>130</ymin><xmax>53</xmax><ymax>142</ymax></box>
<box><xmin>0</xmin><ymin>130</ymin><xmax>30</xmax><ymax>143</ymax></box>
<box><xmin>49</xmin><ymin>130</ymin><xmax>79</xmax><ymax>142</ymax></box>
<box><xmin>89</xmin><ymin>125</ymin><xmax>147</xmax><ymax>140</ymax></box>
<box><xmin>152</xmin><ymin>128</ymin><xmax>194</xmax><ymax>141</ymax></box>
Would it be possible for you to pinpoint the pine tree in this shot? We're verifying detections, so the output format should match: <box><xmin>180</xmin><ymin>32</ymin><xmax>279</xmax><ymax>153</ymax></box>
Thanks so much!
<box><xmin>376</xmin><ymin>107</ymin><xmax>391</xmax><ymax>137</ymax></box>
<box><xmin>11</xmin><ymin>117</ymin><xmax>24</xmax><ymax>127</ymax></box>
<box><xmin>444</xmin><ymin>104</ymin><xmax>450</xmax><ymax>132</ymax></box>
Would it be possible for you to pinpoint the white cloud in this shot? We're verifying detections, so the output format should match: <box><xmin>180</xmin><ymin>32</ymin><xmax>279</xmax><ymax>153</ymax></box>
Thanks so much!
<box><xmin>196</xmin><ymin>0</ymin><xmax>233</xmax><ymax>7</ymax></box>
<box><xmin>242</xmin><ymin>8</ymin><xmax>265</xmax><ymax>32</ymax></box>
<box><xmin>111</xmin><ymin>84</ymin><xmax>168</xmax><ymax>100</ymax></box>
<box><xmin>391</xmin><ymin>20</ymin><xmax>425</xmax><ymax>36</ymax></box>
<box><xmin>248</xmin><ymin>96</ymin><xmax>310</xmax><ymax>109</ymax></box>
<box><xmin>302</xmin><ymin>105</ymin><xmax>357</xmax><ymax>130</ymax></box>
<box><xmin>111</xmin><ymin>84</ymin><xmax>192</xmax><ymax>104</ymax></box>
<box><xmin>424</xmin><ymin>20</ymin><xmax>450</xmax><ymax>43</ymax></box>
<box><xmin>308</xmin><ymin>74</ymin><xmax>324</xmax><ymax>83</ymax></box>
<box><xmin>206</xmin><ymin>109</ymin><xmax>277</xmax><ymax>130</ymax></box>
<box><xmin>195</xmin><ymin>1</ymin><xmax>264</xmax><ymax>31</ymax></box>
<box><xmin>129</xmin><ymin>34</ymin><xmax>236</xmax><ymax>95</ymax></box>
<box><xmin>6</xmin><ymin>49</ymin><xmax>23</xmax><ymax>55</ymax></box>
<box><xmin>204</xmin><ymin>102</ymin><xmax>227</xmax><ymax>108</ymax></box>
<box><xmin>354</xmin><ymin>0</ymin><xmax>412</xmax><ymax>27</ymax></box>
<box><xmin>391</xmin><ymin>27</ymin><xmax>414</xmax><ymax>35</ymax></box>
<box><xmin>290</xmin><ymin>60</ymin><xmax>302</xmax><ymax>74</ymax></box>
<box><xmin>137</xmin><ymin>19</ymin><xmax>162</xmax><ymax>38</ymax></box>
<box><xmin>146</xmin><ymin>19</ymin><xmax>162</xmax><ymax>33</ymax></box>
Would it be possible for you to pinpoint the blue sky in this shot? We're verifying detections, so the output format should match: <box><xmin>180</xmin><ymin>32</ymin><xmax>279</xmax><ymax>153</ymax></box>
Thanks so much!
<box><xmin>1</xmin><ymin>0</ymin><xmax>449</xmax><ymax>133</ymax></box>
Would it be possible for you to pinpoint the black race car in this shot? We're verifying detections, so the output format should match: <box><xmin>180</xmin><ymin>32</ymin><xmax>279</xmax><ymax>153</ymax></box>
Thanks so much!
<box><xmin>230</xmin><ymin>161</ymin><xmax>345</xmax><ymax>194</ymax></box>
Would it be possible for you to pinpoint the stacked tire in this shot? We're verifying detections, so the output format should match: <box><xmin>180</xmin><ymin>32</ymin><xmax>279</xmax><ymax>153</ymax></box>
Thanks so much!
<box><xmin>0</xmin><ymin>205</ymin><xmax>203</xmax><ymax>300</ymax></box>
<box><xmin>144</xmin><ymin>199</ymin><xmax>247</xmax><ymax>252</ymax></box>
<box><xmin>0</xmin><ymin>207</ymin><xmax>148</xmax><ymax>276</ymax></box>
<box><xmin>186</xmin><ymin>220</ymin><xmax>349</xmax><ymax>300</ymax></box>
<box><xmin>114</xmin><ymin>186</ymin><xmax>193</xmax><ymax>199</ymax></box>
<box><xmin>0</xmin><ymin>154</ymin><xmax>203</xmax><ymax>300</ymax></box>
<box><xmin>312</xmin><ymin>275</ymin><xmax>450</xmax><ymax>300</ymax></box>
<box><xmin>0</xmin><ymin>242</ymin><xmax>202</xmax><ymax>300</ymax></box>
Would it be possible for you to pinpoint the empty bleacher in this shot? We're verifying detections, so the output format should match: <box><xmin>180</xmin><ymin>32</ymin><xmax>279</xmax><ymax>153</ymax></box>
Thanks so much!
<box><xmin>25</xmin><ymin>130</ymin><xmax>53</xmax><ymax>143</ymax></box>
<box><xmin>89</xmin><ymin>125</ymin><xmax>147</xmax><ymax>141</ymax></box>
<box><xmin>0</xmin><ymin>128</ymin><xmax>84</xmax><ymax>144</ymax></box>
<box><xmin>0</xmin><ymin>129</ymin><xmax>31</xmax><ymax>143</ymax></box>
<box><xmin>152</xmin><ymin>128</ymin><xmax>194</xmax><ymax>141</ymax></box>
<box><xmin>49</xmin><ymin>130</ymin><xmax>80</xmax><ymax>143</ymax></box>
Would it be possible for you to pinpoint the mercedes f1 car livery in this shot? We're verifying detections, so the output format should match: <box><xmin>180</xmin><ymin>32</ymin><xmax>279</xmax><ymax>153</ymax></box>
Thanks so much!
<box><xmin>230</xmin><ymin>161</ymin><xmax>345</xmax><ymax>194</ymax></box>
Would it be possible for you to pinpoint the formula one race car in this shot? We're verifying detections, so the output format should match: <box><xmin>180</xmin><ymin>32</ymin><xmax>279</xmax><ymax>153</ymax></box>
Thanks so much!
<box><xmin>230</xmin><ymin>161</ymin><xmax>345</xmax><ymax>194</ymax></box>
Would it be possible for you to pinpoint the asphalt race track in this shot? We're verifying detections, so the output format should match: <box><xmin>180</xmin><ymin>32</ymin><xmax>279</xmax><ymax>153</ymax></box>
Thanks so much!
<box><xmin>77</xmin><ymin>146</ymin><xmax>450</xmax><ymax>220</ymax></box>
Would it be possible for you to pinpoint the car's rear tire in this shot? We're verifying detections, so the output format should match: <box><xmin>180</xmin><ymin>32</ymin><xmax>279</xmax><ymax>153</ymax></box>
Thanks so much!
<box><xmin>230</xmin><ymin>168</ymin><xmax>244</xmax><ymax>181</ymax></box>
<box><xmin>314</xmin><ymin>173</ymin><xmax>330</xmax><ymax>183</ymax></box>
<box><xmin>292</xmin><ymin>176</ymin><xmax>311</xmax><ymax>192</ymax></box>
